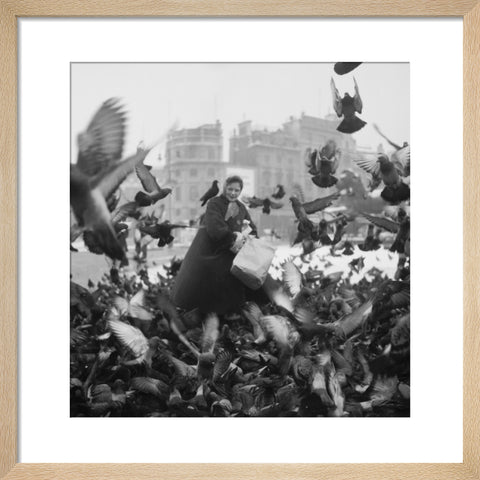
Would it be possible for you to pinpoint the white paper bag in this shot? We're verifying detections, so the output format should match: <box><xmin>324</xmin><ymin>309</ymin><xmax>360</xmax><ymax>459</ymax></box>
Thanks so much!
<box><xmin>231</xmin><ymin>237</ymin><xmax>275</xmax><ymax>290</ymax></box>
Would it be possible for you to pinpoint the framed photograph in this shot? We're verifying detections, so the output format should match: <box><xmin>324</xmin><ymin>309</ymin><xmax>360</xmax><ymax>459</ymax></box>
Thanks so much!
<box><xmin>1</xmin><ymin>1</ymin><xmax>479</xmax><ymax>478</ymax></box>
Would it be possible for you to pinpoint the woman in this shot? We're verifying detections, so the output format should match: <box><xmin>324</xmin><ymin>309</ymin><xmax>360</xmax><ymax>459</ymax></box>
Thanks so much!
<box><xmin>172</xmin><ymin>176</ymin><xmax>258</xmax><ymax>316</ymax></box>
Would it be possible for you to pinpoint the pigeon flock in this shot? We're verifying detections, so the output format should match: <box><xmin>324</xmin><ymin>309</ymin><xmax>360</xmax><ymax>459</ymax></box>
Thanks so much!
<box><xmin>71</xmin><ymin>63</ymin><xmax>410</xmax><ymax>417</ymax></box>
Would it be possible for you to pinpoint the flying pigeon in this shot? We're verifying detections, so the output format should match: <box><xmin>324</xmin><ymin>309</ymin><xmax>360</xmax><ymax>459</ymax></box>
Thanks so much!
<box><xmin>331</xmin><ymin>77</ymin><xmax>366</xmax><ymax>134</ymax></box>
<box><xmin>71</xmin><ymin>98</ymin><xmax>150</xmax><ymax>260</ymax></box>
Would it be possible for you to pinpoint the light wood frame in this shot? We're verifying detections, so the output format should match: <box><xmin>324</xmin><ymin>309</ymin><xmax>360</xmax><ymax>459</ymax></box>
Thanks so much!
<box><xmin>1</xmin><ymin>1</ymin><xmax>478</xmax><ymax>478</ymax></box>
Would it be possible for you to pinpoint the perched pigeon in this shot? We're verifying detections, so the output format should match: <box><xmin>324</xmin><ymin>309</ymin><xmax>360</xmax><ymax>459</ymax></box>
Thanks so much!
<box><xmin>199</xmin><ymin>180</ymin><xmax>220</xmax><ymax>206</ymax></box>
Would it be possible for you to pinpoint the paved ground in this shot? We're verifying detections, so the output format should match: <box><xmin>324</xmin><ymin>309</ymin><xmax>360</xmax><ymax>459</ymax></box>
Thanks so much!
<box><xmin>71</xmin><ymin>239</ymin><xmax>398</xmax><ymax>288</ymax></box>
<box><xmin>70</xmin><ymin>244</ymin><xmax>190</xmax><ymax>287</ymax></box>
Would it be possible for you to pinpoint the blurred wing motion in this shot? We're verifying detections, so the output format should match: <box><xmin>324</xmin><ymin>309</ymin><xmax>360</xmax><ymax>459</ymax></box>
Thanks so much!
<box><xmin>110</xmin><ymin>201</ymin><xmax>140</xmax><ymax>224</ymax></box>
<box><xmin>362</xmin><ymin>212</ymin><xmax>400</xmax><ymax>234</ymax></box>
<box><xmin>76</xmin><ymin>98</ymin><xmax>126</xmax><ymax>176</ymax></box>
<box><xmin>242</xmin><ymin>196</ymin><xmax>265</xmax><ymax>208</ymax></box>
<box><xmin>108</xmin><ymin>316</ymin><xmax>149</xmax><ymax>360</ymax></box>
<box><xmin>71</xmin><ymin>98</ymin><xmax>151</xmax><ymax>260</ymax></box>
<box><xmin>201</xmin><ymin>313</ymin><xmax>220</xmax><ymax>353</ymax></box>
<box><xmin>129</xmin><ymin>289</ymin><xmax>154</xmax><ymax>321</ymax></box>
<box><xmin>333</xmin><ymin>299</ymin><xmax>373</xmax><ymax>338</ymax></box>
<box><xmin>283</xmin><ymin>261</ymin><xmax>303</xmax><ymax>297</ymax></box>
<box><xmin>302</xmin><ymin>192</ymin><xmax>340</xmax><ymax>215</ymax></box>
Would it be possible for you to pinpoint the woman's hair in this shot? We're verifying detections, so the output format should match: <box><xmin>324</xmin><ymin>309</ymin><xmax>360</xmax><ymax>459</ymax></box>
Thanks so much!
<box><xmin>224</xmin><ymin>175</ymin><xmax>244</xmax><ymax>189</ymax></box>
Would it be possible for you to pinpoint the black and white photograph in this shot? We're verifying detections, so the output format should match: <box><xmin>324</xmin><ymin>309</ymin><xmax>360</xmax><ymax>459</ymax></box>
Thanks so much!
<box><xmin>70</xmin><ymin>62</ymin><xmax>410</xmax><ymax>418</ymax></box>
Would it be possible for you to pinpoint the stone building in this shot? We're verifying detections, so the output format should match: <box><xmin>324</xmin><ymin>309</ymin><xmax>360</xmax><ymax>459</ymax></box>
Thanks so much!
<box><xmin>163</xmin><ymin>121</ymin><xmax>227</xmax><ymax>223</ymax></box>
<box><xmin>120</xmin><ymin>114</ymin><xmax>372</xmax><ymax>242</ymax></box>
<box><xmin>228</xmin><ymin>113</ymin><xmax>359</xmax><ymax>238</ymax></box>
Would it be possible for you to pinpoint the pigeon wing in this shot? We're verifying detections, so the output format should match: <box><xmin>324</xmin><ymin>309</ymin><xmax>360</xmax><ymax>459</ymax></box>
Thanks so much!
<box><xmin>330</xmin><ymin>78</ymin><xmax>343</xmax><ymax>117</ymax></box>
<box><xmin>302</xmin><ymin>192</ymin><xmax>340</xmax><ymax>214</ymax></box>
<box><xmin>244</xmin><ymin>196</ymin><xmax>264</xmax><ymax>208</ymax></box>
<box><xmin>201</xmin><ymin>313</ymin><xmax>219</xmax><ymax>353</ymax></box>
<box><xmin>77</xmin><ymin>98</ymin><xmax>127</xmax><ymax>177</ymax></box>
<box><xmin>391</xmin><ymin>285</ymin><xmax>410</xmax><ymax>308</ymax></box>
<box><xmin>391</xmin><ymin>314</ymin><xmax>410</xmax><ymax>346</ymax></box>
<box><xmin>353</xmin><ymin>77</ymin><xmax>363</xmax><ymax>113</ymax></box>
<box><xmin>110</xmin><ymin>201</ymin><xmax>139</xmax><ymax>224</ymax></box>
<box><xmin>112</xmin><ymin>297</ymin><xmax>129</xmax><ymax>316</ymax></box>
<box><xmin>334</xmin><ymin>299</ymin><xmax>373</xmax><ymax>338</ymax></box>
<box><xmin>362</xmin><ymin>213</ymin><xmax>400</xmax><ymax>233</ymax></box>
<box><xmin>260</xmin><ymin>315</ymin><xmax>289</xmax><ymax>348</ymax></box>
<box><xmin>135</xmin><ymin>161</ymin><xmax>161</xmax><ymax>194</ymax></box>
<box><xmin>95</xmin><ymin>148</ymin><xmax>150</xmax><ymax>200</ymax></box>
<box><xmin>392</xmin><ymin>145</ymin><xmax>410</xmax><ymax>174</ymax></box>
<box><xmin>269</xmin><ymin>200</ymin><xmax>284</xmax><ymax>209</ymax></box>
<box><xmin>130</xmin><ymin>377</ymin><xmax>169</xmax><ymax>399</ymax></box>
<box><xmin>354</xmin><ymin>157</ymin><xmax>380</xmax><ymax>176</ymax></box>
<box><xmin>213</xmin><ymin>350</ymin><xmax>233</xmax><ymax>383</ymax></box>
<box><xmin>283</xmin><ymin>261</ymin><xmax>303</xmax><ymax>297</ymax></box>
<box><xmin>263</xmin><ymin>275</ymin><xmax>294</xmax><ymax>313</ymax></box>
<box><xmin>129</xmin><ymin>289</ymin><xmax>154</xmax><ymax>321</ymax></box>
<box><xmin>108</xmin><ymin>318</ymin><xmax>149</xmax><ymax>358</ymax></box>
<box><xmin>293</xmin><ymin>307</ymin><xmax>317</xmax><ymax>327</ymax></box>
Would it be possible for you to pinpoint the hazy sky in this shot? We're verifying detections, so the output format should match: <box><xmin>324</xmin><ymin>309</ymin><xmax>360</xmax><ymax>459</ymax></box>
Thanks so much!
<box><xmin>71</xmin><ymin>62</ymin><xmax>409</xmax><ymax>165</ymax></box>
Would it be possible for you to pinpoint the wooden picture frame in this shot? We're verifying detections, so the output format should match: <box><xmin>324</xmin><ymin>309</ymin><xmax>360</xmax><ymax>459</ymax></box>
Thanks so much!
<box><xmin>1</xmin><ymin>1</ymin><xmax>478</xmax><ymax>478</ymax></box>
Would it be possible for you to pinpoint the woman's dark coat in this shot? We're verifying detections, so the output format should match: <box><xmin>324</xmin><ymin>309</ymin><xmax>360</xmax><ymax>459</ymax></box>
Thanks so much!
<box><xmin>171</xmin><ymin>195</ymin><xmax>257</xmax><ymax>315</ymax></box>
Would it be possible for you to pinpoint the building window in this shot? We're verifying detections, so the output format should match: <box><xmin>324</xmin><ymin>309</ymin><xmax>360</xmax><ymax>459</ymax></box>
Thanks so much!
<box><xmin>190</xmin><ymin>168</ymin><xmax>198</xmax><ymax>177</ymax></box>
<box><xmin>176</xmin><ymin>149</ymin><xmax>181</xmax><ymax>158</ymax></box>
<box><xmin>175</xmin><ymin>209</ymin><xmax>181</xmax><ymax>217</ymax></box>
<box><xmin>190</xmin><ymin>208</ymin><xmax>197</xmax><ymax>218</ymax></box>
<box><xmin>175</xmin><ymin>170</ymin><xmax>181</xmax><ymax>178</ymax></box>
<box><xmin>208</xmin><ymin>147</ymin><xmax>215</xmax><ymax>160</ymax></box>
<box><xmin>175</xmin><ymin>186</ymin><xmax>182</xmax><ymax>201</ymax></box>
<box><xmin>189</xmin><ymin>185</ymin><xmax>199</xmax><ymax>201</ymax></box>
<box><xmin>207</xmin><ymin>167</ymin><xmax>215</xmax><ymax>177</ymax></box>
<box><xmin>262</xmin><ymin>170</ymin><xmax>271</xmax><ymax>184</ymax></box>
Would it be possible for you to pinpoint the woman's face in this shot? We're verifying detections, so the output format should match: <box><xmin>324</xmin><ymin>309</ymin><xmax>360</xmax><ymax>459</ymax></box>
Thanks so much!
<box><xmin>225</xmin><ymin>182</ymin><xmax>242</xmax><ymax>202</ymax></box>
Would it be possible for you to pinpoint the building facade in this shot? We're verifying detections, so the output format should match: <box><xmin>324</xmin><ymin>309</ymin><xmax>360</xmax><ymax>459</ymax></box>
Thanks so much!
<box><xmin>229</xmin><ymin>113</ymin><xmax>359</xmax><ymax>237</ymax></box>
<box><xmin>164</xmin><ymin>121</ymin><xmax>228</xmax><ymax>223</ymax></box>
<box><xmin>122</xmin><ymin>115</ymin><xmax>373</xmax><ymax>242</ymax></box>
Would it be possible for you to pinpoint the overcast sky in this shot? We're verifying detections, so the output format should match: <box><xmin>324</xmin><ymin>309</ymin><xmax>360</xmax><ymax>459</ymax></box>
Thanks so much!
<box><xmin>71</xmin><ymin>62</ymin><xmax>409</xmax><ymax>165</ymax></box>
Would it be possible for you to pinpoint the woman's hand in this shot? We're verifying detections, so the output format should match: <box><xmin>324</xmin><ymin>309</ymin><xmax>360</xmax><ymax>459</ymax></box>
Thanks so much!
<box><xmin>230</xmin><ymin>231</ymin><xmax>246</xmax><ymax>253</ymax></box>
